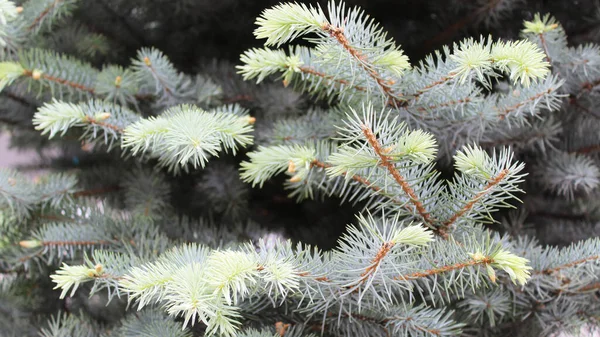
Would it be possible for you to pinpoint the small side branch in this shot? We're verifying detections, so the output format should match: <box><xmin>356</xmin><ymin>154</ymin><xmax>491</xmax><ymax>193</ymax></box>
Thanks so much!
<box><xmin>72</xmin><ymin>185</ymin><xmax>121</xmax><ymax>198</ymax></box>
<box><xmin>299</xmin><ymin>66</ymin><xmax>367</xmax><ymax>92</ymax></box>
<box><xmin>27</xmin><ymin>0</ymin><xmax>62</xmax><ymax>31</ymax></box>
<box><xmin>440</xmin><ymin>169</ymin><xmax>509</xmax><ymax>235</ymax></box>
<box><xmin>358</xmin><ymin>242</ymin><xmax>394</xmax><ymax>284</ymax></box>
<box><xmin>81</xmin><ymin>115</ymin><xmax>124</xmax><ymax>133</ymax></box>
<box><xmin>23</xmin><ymin>69</ymin><xmax>96</xmax><ymax>94</ymax></box>
<box><xmin>321</xmin><ymin>23</ymin><xmax>404</xmax><ymax>106</ymax></box>
<box><xmin>361</xmin><ymin>124</ymin><xmax>436</xmax><ymax>228</ymax></box>
<box><xmin>497</xmin><ymin>88</ymin><xmax>556</xmax><ymax>120</ymax></box>
<box><xmin>537</xmin><ymin>255</ymin><xmax>600</xmax><ymax>275</ymax></box>
<box><xmin>395</xmin><ymin>257</ymin><xmax>492</xmax><ymax>281</ymax></box>
<box><xmin>41</xmin><ymin>240</ymin><xmax>110</xmax><ymax>247</ymax></box>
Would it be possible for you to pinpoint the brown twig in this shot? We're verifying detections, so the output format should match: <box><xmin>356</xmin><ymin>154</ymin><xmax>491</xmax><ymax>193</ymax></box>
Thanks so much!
<box><xmin>361</xmin><ymin>124</ymin><xmax>436</xmax><ymax>228</ymax></box>
<box><xmin>537</xmin><ymin>255</ymin><xmax>600</xmax><ymax>275</ymax></box>
<box><xmin>395</xmin><ymin>256</ymin><xmax>493</xmax><ymax>281</ymax></box>
<box><xmin>479</xmin><ymin>133</ymin><xmax>548</xmax><ymax>148</ymax></box>
<box><xmin>573</xmin><ymin>144</ymin><xmax>600</xmax><ymax>154</ymax></box>
<box><xmin>358</xmin><ymin>242</ymin><xmax>394</xmax><ymax>284</ymax></box>
<box><xmin>299</xmin><ymin>65</ymin><xmax>367</xmax><ymax>92</ymax></box>
<box><xmin>23</xmin><ymin>69</ymin><xmax>96</xmax><ymax>94</ymax></box>
<box><xmin>321</xmin><ymin>23</ymin><xmax>404</xmax><ymax>107</ymax></box>
<box><xmin>81</xmin><ymin>116</ymin><xmax>123</xmax><ymax>133</ymax></box>
<box><xmin>41</xmin><ymin>240</ymin><xmax>110</xmax><ymax>246</ymax></box>
<box><xmin>497</xmin><ymin>88</ymin><xmax>556</xmax><ymax>120</ymax></box>
<box><xmin>439</xmin><ymin>169</ymin><xmax>509</xmax><ymax>235</ymax></box>
<box><xmin>27</xmin><ymin>0</ymin><xmax>62</xmax><ymax>31</ymax></box>
<box><xmin>310</xmin><ymin>159</ymin><xmax>413</xmax><ymax>212</ymax></box>
<box><xmin>72</xmin><ymin>185</ymin><xmax>121</xmax><ymax>198</ymax></box>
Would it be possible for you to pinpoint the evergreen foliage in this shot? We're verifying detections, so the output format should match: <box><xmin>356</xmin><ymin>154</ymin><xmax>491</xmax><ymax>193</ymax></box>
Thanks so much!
<box><xmin>0</xmin><ymin>1</ymin><xmax>598</xmax><ymax>337</ymax></box>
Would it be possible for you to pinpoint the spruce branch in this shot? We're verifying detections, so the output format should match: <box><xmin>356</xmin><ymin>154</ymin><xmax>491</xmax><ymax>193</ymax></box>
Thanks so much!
<box><xmin>24</xmin><ymin>0</ymin><xmax>77</xmax><ymax>33</ymax></box>
<box><xmin>360</xmin><ymin>122</ymin><xmax>436</xmax><ymax>228</ymax></box>
<box><xmin>123</xmin><ymin>104</ymin><xmax>254</xmax><ymax>173</ymax></box>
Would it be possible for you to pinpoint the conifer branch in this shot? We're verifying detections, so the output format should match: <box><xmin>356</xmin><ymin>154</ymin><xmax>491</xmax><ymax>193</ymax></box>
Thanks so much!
<box><xmin>395</xmin><ymin>255</ymin><xmax>492</xmax><ymax>281</ymax></box>
<box><xmin>441</xmin><ymin>169</ymin><xmax>509</xmax><ymax>233</ymax></box>
<box><xmin>497</xmin><ymin>87</ymin><xmax>557</xmax><ymax>120</ymax></box>
<box><xmin>80</xmin><ymin>115</ymin><xmax>123</xmax><ymax>132</ymax></box>
<box><xmin>538</xmin><ymin>255</ymin><xmax>600</xmax><ymax>275</ymax></box>
<box><xmin>573</xmin><ymin>144</ymin><xmax>600</xmax><ymax>154</ymax></box>
<box><xmin>537</xmin><ymin>33</ymin><xmax>553</xmax><ymax>65</ymax></box>
<box><xmin>412</xmin><ymin>73</ymin><xmax>456</xmax><ymax>100</ymax></box>
<box><xmin>299</xmin><ymin>65</ymin><xmax>367</xmax><ymax>92</ymax></box>
<box><xmin>310</xmin><ymin>159</ymin><xmax>407</xmax><ymax>208</ymax></box>
<box><xmin>22</xmin><ymin>68</ymin><xmax>96</xmax><ymax>94</ymax></box>
<box><xmin>321</xmin><ymin>23</ymin><xmax>402</xmax><ymax>104</ymax></box>
<box><xmin>39</xmin><ymin>240</ymin><xmax>111</xmax><ymax>247</ymax></box>
<box><xmin>361</xmin><ymin>124</ymin><xmax>435</xmax><ymax>227</ymax></box>
<box><xmin>72</xmin><ymin>185</ymin><xmax>120</xmax><ymax>197</ymax></box>
<box><xmin>576</xmin><ymin>281</ymin><xmax>600</xmax><ymax>293</ymax></box>
<box><xmin>27</xmin><ymin>0</ymin><xmax>63</xmax><ymax>32</ymax></box>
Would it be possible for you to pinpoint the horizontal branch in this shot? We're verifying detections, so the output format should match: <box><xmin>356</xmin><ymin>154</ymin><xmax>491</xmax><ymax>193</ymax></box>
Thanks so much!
<box><xmin>299</xmin><ymin>65</ymin><xmax>367</xmax><ymax>92</ymax></box>
<box><xmin>573</xmin><ymin>144</ymin><xmax>600</xmax><ymax>154</ymax></box>
<box><xmin>81</xmin><ymin>115</ymin><xmax>124</xmax><ymax>133</ymax></box>
<box><xmin>411</xmin><ymin>73</ymin><xmax>456</xmax><ymax>100</ymax></box>
<box><xmin>395</xmin><ymin>256</ymin><xmax>492</xmax><ymax>281</ymax></box>
<box><xmin>72</xmin><ymin>186</ymin><xmax>121</xmax><ymax>198</ymax></box>
<box><xmin>537</xmin><ymin>255</ymin><xmax>600</xmax><ymax>275</ymax></box>
<box><xmin>23</xmin><ymin>69</ymin><xmax>96</xmax><ymax>94</ymax></box>
<box><xmin>497</xmin><ymin>87</ymin><xmax>556</xmax><ymax>120</ymax></box>
<box><xmin>41</xmin><ymin>240</ymin><xmax>110</xmax><ymax>247</ymax></box>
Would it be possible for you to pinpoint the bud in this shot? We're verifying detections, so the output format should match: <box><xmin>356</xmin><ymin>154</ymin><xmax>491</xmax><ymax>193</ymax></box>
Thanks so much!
<box><xmin>96</xmin><ymin>112</ymin><xmax>111</xmax><ymax>120</ymax></box>
<box><xmin>7</xmin><ymin>177</ymin><xmax>16</xmax><ymax>186</ymax></box>
<box><xmin>114</xmin><ymin>75</ymin><xmax>122</xmax><ymax>87</ymax></box>
<box><xmin>275</xmin><ymin>322</ymin><xmax>290</xmax><ymax>336</ymax></box>
<box><xmin>94</xmin><ymin>264</ymin><xmax>103</xmax><ymax>274</ymax></box>
<box><xmin>143</xmin><ymin>56</ymin><xmax>151</xmax><ymax>66</ymax></box>
<box><xmin>486</xmin><ymin>265</ymin><xmax>497</xmax><ymax>284</ymax></box>
<box><xmin>469</xmin><ymin>251</ymin><xmax>486</xmax><ymax>262</ymax></box>
<box><xmin>287</xmin><ymin>160</ymin><xmax>296</xmax><ymax>173</ymax></box>
<box><xmin>15</xmin><ymin>6</ymin><xmax>23</xmax><ymax>13</ymax></box>
<box><xmin>247</xmin><ymin>116</ymin><xmax>256</xmax><ymax>124</ymax></box>
<box><xmin>289</xmin><ymin>174</ymin><xmax>302</xmax><ymax>183</ymax></box>
<box><xmin>382</xmin><ymin>145</ymin><xmax>395</xmax><ymax>154</ymax></box>
<box><xmin>19</xmin><ymin>240</ymin><xmax>42</xmax><ymax>248</ymax></box>
<box><xmin>31</xmin><ymin>69</ymin><xmax>42</xmax><ymax>80</ymax></box>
